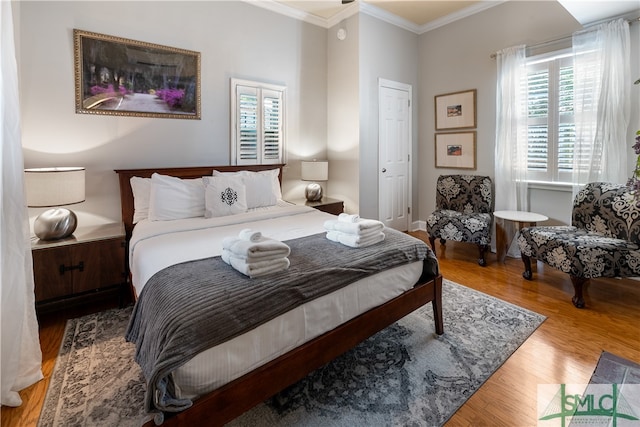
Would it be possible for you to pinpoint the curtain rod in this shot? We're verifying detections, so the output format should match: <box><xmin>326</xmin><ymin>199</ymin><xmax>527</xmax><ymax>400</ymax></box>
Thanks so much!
<box><xmin>489</xmin><ymin>15</ymin><xmax>639</xmax><ymax>59</ymax></box>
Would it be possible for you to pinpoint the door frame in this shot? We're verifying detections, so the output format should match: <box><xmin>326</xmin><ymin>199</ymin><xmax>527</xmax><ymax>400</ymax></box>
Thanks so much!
<box><xmin>378</xmin><ymin>78</ymin><xmax>413</xmax><ymax>231</ymax></box>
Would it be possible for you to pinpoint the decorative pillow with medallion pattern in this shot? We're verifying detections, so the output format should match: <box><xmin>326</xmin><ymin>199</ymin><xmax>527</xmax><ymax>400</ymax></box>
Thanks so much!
<box><xmin>203</xmin><ymin>176</ymin><xmax>248</xmax><ymax>218</ymax></box>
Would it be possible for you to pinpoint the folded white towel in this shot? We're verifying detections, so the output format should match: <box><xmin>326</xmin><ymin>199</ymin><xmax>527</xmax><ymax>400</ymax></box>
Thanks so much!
<box><xmin>323</xmin><ymin>219</ymin><xmax>384</xmax><ymax>235</ymax></box>
<box><xmin>222</xmin><ymin>236</ymin><xmax>240</xmax><ymax>249</ymax></box>
<box><xmin>326</xmin><ymin>230</ymin><xmax>385</xmax><ymax>248</ymax></box>
<box><xmin>222</xmin><ymin>250</ymin><xmax>290</xmax><ymax>278</ymax></box>
<box><xmin>239</xmin><ymin>228</ymin><xmax>263</xmax><ymax>242</ymax></box>
<box><xmin>338</xmin><ymin>213</ymin><xmax>360</xmax><ymax>223</ymax></box>
<box><xmin>227</xmin><ymin>238</ymin><xmax>291</xmax><ymax>263</ymax></box>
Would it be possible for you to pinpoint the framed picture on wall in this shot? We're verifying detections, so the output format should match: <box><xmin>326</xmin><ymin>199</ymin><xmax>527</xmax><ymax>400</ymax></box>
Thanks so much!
<box><xmin>74</xmin><ymin>29</ymin><xmax>201</xmax><ymax>119</ymax></box>
<box><xmin>435</xmin><ymin>131</ymin><xmax>476</xmax><ymax>169</ymax></box>
<box><xmin>434</xmin><ymin>89</ymin><xmax>476</xmax><ymax>130</ymax></box>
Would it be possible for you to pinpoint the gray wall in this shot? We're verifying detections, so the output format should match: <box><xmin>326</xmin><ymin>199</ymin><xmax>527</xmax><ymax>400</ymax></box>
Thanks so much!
<box><xmin>19</xmin><ymin>1</ymin><xmax>328</xmax><ymax>225</ymax></box>
<box><xmin>18</xmin><ymin>1</ymin><xmax>640</xmax><ymax>229</ymax></box>
<box><xmin>327</xmin><ymin>15</ymin><xmax>360</xmax><ymax>214</ymax></box>
<box><xmin>417</xmin><ymin>0</ymin><xmax>640</xmax><ymax>227</ymax></box>
<box><xmin>358</xmin><ymin>13</ymin><xmax>419</xmax><ymax>220</ymax></box>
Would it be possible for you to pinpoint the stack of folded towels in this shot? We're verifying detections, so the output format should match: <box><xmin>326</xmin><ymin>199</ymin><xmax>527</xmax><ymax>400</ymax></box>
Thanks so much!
<box><xmin>222</xmin><ymin>229</ymin><xmax>291</xmax><ymax>278</ymax></box>
<box><xmin>324</xmin><ymin>213</ymin><xmax>385</xmax><ymax>248</ymax></box>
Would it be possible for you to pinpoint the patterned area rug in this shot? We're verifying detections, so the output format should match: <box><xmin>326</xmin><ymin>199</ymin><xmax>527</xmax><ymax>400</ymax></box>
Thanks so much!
<box><xmin>566</xmin><ymin>351</ymin><xmax>640</xmax><ymax>427</ymax></box>
<box><xmin>38</xmin><ymin>279</ymin><xmax>545</xmax><ymax>427</ymax></box>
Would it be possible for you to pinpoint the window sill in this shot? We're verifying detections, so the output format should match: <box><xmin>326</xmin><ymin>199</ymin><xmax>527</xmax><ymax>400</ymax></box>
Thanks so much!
<box><xmin>527</xmin><ymin>181</ymin><xmax>573</xmax><ymax>192</ymax></box>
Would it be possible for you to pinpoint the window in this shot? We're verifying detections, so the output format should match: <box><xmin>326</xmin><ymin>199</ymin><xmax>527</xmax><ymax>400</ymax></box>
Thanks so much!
<box><xmin>526</xmin><ymin>50</ymin><xmax>575</xmax><ymax>183</ymax></box>
<box><xmin>230</xmin><ymin>78</ymin><xmax>286</xmax><ymax>165</ymax></box>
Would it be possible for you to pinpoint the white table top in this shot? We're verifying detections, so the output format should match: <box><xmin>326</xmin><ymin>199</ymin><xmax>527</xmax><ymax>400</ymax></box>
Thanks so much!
<box><xmin>493</xmin><ymin>210</ymin><xmax>548</xmax><ymax>223</ymax></box>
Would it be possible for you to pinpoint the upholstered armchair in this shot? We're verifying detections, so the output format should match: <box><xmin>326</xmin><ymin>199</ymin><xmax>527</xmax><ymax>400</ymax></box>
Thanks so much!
<box><xmin>426</xmin><ymin>175</ymin><xmax>494</xmax><ymax>266</ymax></box>
<box><xmin>518</xmin><ymin>182</ymin><xmax>640</xmax><ymax>308</ymax></box>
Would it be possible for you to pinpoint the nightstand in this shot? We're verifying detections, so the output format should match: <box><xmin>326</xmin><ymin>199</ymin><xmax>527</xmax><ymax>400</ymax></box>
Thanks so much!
<box><xmin>31</xmin><ymin>222</ymin><xmax>127</xmax><ymax>311</ymax></box>
<box><xmin>290</xmin><ymin>197</ymin><xmax>344</xmax><ymax>215</ymax></box>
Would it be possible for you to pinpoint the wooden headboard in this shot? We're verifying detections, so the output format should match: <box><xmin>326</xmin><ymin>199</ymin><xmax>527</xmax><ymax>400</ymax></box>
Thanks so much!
<box><xmin>114</xmin><ymin>164</ymin><xmax>285</xmax><ymax>238</ymax></box>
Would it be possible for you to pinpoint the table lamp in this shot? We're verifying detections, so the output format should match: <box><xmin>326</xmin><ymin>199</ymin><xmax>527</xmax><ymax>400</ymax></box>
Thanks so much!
<box><xmin>24</xmin><ymin>167</ymin><xmax>86</xmax><ymax>240</ymax></box>
<box><xmin>301</xmin><ymin>160</ymin><xmax>328</xmax><ymax>202</ymax></box>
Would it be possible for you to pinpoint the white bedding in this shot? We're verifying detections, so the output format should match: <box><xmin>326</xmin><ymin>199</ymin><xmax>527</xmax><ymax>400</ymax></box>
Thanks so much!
<box><xmin>129</xmin><ymin>202</ymin><xmax>424</xmax><ymax>400</ymax></box>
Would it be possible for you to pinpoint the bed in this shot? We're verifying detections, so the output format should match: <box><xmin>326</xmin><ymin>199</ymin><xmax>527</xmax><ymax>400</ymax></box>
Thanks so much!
<box><xmin>115</xmin><ymin>164</ymin><xmax>444</xmax><ymax>426</ymax></box>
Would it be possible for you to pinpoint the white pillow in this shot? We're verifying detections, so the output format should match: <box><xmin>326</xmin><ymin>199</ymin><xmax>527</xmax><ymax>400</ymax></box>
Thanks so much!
<box><xmin>203</xmin><ymin>176</ymin><xmax>248</xmax><ymax>217</ymax></box>
<box><xmin>242</xmin><ymin>173</ymin><xmax>278</xmax><ymax>208</ymax></box>
<box><xmin>130</xmin><ymin>176</ymin><xmax>151</xmax><ymax>223</ymax></box>
<box><xmin>212</xmin><ymin>168</ymin><xmax>282</xmax><ymax>207</ymax></box>
<box><xmin>148</xmin><ymin>173</ymin><xmax>205</xmax><ymax>221</ymax></box>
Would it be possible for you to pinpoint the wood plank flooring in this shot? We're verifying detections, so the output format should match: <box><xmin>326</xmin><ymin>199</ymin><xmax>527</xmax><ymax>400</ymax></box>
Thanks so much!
<box><xmin>2</xmin><ymin>232</ymin><xmax>639</xmax><ymax>426</ymax></box>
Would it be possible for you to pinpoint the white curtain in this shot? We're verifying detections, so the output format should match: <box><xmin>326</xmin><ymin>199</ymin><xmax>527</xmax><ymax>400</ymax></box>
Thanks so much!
<box><xmin>494</xmin><ymin>45</ymin><xmax>529</xmax><ymax>215</ymax></box>
<box><xmin>572</xmin><ymin>18</ymin><xmax>630</xmax><ymax>192</ymax></box>
<box><xmin>1</xmin><ymin>0</ymin><xmax>43</xmax><ymax>406</ymax></box>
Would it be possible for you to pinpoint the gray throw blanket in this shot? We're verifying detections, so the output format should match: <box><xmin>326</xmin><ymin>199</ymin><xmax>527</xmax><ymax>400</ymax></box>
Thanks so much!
<box><xmin>126</xmin><ymin>229</ymin><xmax>438</xmax><ymax>414</ymax></box>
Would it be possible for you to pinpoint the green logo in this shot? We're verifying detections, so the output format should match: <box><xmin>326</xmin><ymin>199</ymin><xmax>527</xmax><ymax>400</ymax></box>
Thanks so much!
<box><xmin>539</xmin><ymin>384</ymin><xmax>639</xmax><ymax>427</ymax></box>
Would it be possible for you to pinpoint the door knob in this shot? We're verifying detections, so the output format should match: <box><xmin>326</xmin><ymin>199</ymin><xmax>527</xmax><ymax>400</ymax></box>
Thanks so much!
<box><xmin>382</xmin><ymin>168</ymin><xmax>387</xmax><ymax>173</ymax></box>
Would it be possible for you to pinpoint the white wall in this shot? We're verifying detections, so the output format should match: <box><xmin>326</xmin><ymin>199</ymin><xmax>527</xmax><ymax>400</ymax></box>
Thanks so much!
<box><xmin>327</xmin><ymin>15</ymin><xmax>360</xmax><ymax>214</ymax></box>
<box><xmin>417</xmin><ymin>1</ymin><xmax>640</xmax><ymax>226</ymax></box>
<box><xmin>18</xmin><ymin>1</ymin><xmax>640</xmax><ymax>230</ymax></box>
<box><xmin>358</xmin><ymin>14</ymin><xmax>419</xmax><ymax>220</ymax></box>
<box><xmin>19</xmin><ymin>1</ymin><xmax>328</xmax><ymax>227</ymax></box>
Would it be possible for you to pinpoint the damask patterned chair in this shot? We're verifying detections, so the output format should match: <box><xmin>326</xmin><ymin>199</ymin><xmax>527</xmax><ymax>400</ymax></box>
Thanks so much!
<box><xmin>518</xmin><ymin>182</ymin><xmax>640</xmax><ymax>308</ymax></box>
<box><xmin>426</xmin><ymin>175</ymin><xmax>494</xmax><ymax>266</ymax></box>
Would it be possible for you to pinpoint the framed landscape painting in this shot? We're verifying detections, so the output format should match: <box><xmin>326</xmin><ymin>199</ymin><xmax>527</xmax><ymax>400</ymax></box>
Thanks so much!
<box><xmin>74</xmin><ymin>29</ymin><xmax>201</xmax><ymax>119</ymax></box>
<box><xmin>434</xmin><ymin>89</ymin><xmax>476</xmax><ymax>130</ymax></box>
<box><xmin>435</xmin><ymin>132</ymin><xmax>476</xmax><ymax>169</ymax></box>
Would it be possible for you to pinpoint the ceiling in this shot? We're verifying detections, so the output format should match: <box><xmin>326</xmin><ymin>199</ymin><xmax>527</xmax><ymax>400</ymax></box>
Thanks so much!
<box><xmin>280</xmin><ymin>0</ymin><xmax>482</xmax><ymax>26</ymax></box>
<box><xmin>271</xmin><ymin>0</ymin><xmax>640</xmax><ymax>33</ymax></box>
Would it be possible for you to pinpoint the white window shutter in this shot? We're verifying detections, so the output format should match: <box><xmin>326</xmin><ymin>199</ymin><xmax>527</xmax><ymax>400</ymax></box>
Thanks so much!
<box><xmin>262</xmin><ymin>89</ymin><xmax>283</xmax><ymax>164</ymax></box>
<box><xmin>237</xmin><ymin>85</ymin><xmax>259</xmax><ymax>165</ymax></box>
<box><xmin>525</xmin><ymin>51</ymin><xmax>575</xmax><ymax>183</ymax></box>
<box><xmin>231</xmin><ymin>79</ymin><xmax>285</xmax><ymax>166</ymax></box>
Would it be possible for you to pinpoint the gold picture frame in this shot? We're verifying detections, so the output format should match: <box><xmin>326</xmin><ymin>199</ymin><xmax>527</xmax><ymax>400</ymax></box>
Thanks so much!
<box><xmin>434</xmin><ymin>89</ymin><xmax>476</xmax><ymax>130</ymax></box>
<box><xmin>74</xmin><ymin>29</ymin><xmax>201</xmax><ymax>119</ymax></box>
<box><xmin>435</xmin><ymin>131</ymin><xmax>477</xmax><ymax>169</ymax></box>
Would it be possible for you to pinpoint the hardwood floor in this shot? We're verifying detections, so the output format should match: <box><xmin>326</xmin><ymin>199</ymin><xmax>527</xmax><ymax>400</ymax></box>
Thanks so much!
<box><xmin>2</xmin><ymin>232</ymin><xmax>639</xmax><ymax>426</ymax></box>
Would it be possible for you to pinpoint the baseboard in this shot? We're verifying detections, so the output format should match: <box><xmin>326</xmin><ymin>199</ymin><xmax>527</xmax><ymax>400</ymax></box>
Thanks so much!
<box><xmin>411</xmin><ymin>220</ymin><xmax>426</xmax><ymax>231</ymax></box>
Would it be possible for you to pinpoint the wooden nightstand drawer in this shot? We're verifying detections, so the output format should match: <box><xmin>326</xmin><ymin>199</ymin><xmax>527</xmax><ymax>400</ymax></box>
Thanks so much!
<box><xmin>289</xmin><ymin>197</ymin><xmax>344</xmax><ymax>215</ymax></box>
<box><xmin>32</xmin><ymin>223</ymin><xmax>126</xmax><ymax>308</ymax></box>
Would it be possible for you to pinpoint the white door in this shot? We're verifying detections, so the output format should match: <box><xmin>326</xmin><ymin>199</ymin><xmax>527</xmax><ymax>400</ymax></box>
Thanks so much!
<box><xmin>378</xmin><ymin>79</ymin><xmax>411</xmax><ymax>231</ymax></box>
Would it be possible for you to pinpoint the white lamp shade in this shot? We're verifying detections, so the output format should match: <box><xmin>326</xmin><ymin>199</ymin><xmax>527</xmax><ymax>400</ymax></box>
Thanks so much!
<box><xmin>301</xmin><ymin>161</ymin><xmax>328</xmax><ymax>182</ymax></box>
<box><xmin>24</xmin><ymin>167</ymin><xmax>86</xmax><ymax>207</ymax></box>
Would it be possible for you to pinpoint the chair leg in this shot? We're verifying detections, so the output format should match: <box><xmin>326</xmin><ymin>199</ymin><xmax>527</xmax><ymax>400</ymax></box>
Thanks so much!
<box><xmin>521</xmin><ymin>254</ymin><xmax>533</xmax><ymax>280</ymax></box>
<box><xmin>477</xmin><ymin>244</ymin><xmax>488</xmax><ymax>266</ymax></box>
<box><xmin>439</xmin><ymin>238</ymin><xmax>446</xmax><ymax>246</ymax></box>
<box><xmin>570</xmin><ymin>276</ymin><xmax>587</xmax><ymax>308</ymax></box>
<box><xmin>428</xmin><ymin>236</ymin><xmax>436</xmax><ymax>252</ymax></box>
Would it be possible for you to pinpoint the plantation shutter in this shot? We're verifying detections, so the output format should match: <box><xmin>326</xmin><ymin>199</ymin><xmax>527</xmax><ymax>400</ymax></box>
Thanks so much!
<box><xmin>237</xmin><ymin>85</ymin><xmax>259</xmax><ymax>164</ymax></box>
<box><xmin>557</xmin><ymin>63</ymin><xmax>575</xmax><ymax>175</ymax></box>
<box><xmin>231</xmin><ymin>79</ymin><xmax>285</xmax><ymax>166</ymax></box>
<box><xmin>527</xmin><ymin>68</ymin><xmax>549</xmax><ymax>174</ymax></box>
<box><xmin>526</xmin><ymin>51</ymin><xmax>575</xmax><ymax>183</ymax></box>
<box><xmin>262</xmin><ymin>89</ymin><xmax>282</xmax><ymax>163</ymax></box>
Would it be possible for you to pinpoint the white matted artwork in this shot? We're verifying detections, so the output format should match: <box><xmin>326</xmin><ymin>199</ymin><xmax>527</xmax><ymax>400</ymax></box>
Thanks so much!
<box><xmin>434</xmin><ymin>89</ymin><xmax>476</xmax><ymax>130</ymax></box>
<box><xmin>435</xmin><ymin>132</ymin><xmax>476</xmax><ymax>169</ymax></box>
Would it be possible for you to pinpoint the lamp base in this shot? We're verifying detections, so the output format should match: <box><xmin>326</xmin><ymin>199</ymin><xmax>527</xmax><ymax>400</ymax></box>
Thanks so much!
<box><xmin>34</xmin><ymin>208</ymin><xmax>78</xmax><ymax>240</ymax></box>
<box><xmin>305</xmin><ymin>183</ymin><xmax>323</xmax><ymax>202</ymax></box>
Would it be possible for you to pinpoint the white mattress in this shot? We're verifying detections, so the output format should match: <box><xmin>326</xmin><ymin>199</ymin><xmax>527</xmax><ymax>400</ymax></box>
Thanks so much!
<box><xmin>129</xmin><ymin>202</ymin><xmax>424</xmax><ymax>400</ymax></box>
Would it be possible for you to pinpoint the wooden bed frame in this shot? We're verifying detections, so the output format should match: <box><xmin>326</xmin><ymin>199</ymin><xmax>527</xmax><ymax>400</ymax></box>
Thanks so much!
<box><xmin>114</xmin><ymin>164</ymin><xmax>444</xmax><ymax>426</ymax></box>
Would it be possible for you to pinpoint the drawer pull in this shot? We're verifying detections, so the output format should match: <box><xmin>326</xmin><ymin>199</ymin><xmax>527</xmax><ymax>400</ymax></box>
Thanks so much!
<box><xmin>59</xmin><ymin>261</ymin><xmax>84</xmax><ymax>275</ymax></box>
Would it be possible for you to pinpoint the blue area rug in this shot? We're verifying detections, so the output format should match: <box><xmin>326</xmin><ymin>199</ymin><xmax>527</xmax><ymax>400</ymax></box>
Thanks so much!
<box><xmin>38</xmin><ymin>279</ymin><xmax>545</xmax><ymax>427</ymax></box>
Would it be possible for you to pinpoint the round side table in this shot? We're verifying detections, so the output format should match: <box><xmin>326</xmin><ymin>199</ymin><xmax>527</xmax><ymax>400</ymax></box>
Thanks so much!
<box><xmin>493</xmin><ymin>210</ymin><xmax>548</xmax><ymax>263</ymax></box>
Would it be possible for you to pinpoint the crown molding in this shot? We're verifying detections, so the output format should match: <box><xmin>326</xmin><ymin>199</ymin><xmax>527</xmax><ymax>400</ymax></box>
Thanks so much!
<box><xmin>326</xmin><ymin>2</ymin><xmax>360</xmax><ymax>28</ymax></box>
<box><xmin>358</xmin><ymin>2</ymin><xmax>421</xmax><ymax>34</ymax></box>
<box><xmin>244</xmin><ymin>0</ymin><xmax>506</xmax><ymax>34</ymax></box>
<box><xmin>243</xmin><ymin>0</ymin><xmax>329</xmax><ymax>28</ymax></box>
<box><xmin>418</xmin><ymin>1</ymin><xmax>507</xmax><ymax>34</ymax></box>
